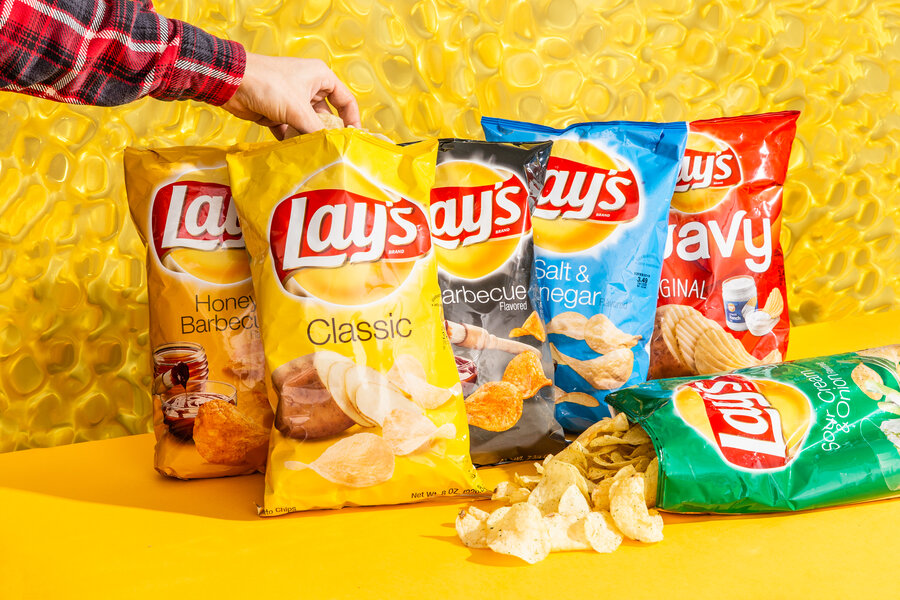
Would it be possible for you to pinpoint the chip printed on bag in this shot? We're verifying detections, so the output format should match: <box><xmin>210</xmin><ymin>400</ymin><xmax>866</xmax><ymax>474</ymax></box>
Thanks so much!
<box><xmin>607</xmin><ymin>345</ymin><xmax>900</xmax><ymax>514</ymax></box>
<box><xmin>227</xmin><ymin>130</ymin><xmax>484</xmax><ymax>514</ymax></box>
<box><xmin>650</xmin><ymin>112</ymin><xmax>800</xmax><ymax>380</ymax></box>
<box><xmin>124</xmin><ymin>146</ymin><xmax>272</xmax><ymax>479</ymax></box>
<box><xmin>431</xmin><ymin>139</ymin><xmax>566</xmax><ymax>464</ymax></box>
<box><xmin>483</xmin><ymin>118</ymin><xmax>688</xmax><ymax>432</ymax></box>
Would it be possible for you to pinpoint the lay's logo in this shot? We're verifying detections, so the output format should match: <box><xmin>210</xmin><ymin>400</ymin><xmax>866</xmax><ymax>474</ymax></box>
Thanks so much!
<box><xmin>151</xmin><ymin>181</ymin><xmax>244</xmax><ymax>258</ymax></box>
<box><xmin>150</xmin><ymin>181</ymin><xmax>251</xmax><ymax>285</ymax></box>
<box><xmin>530</xmin><ymin>140</ymin><xmax>642</xmax><ymax>254</ymax></box>
<box><xmin>674</xmin><ymin>375</ymin><xmax>812</xmax><ymax>470</ymax></box>
<box><xmin>675</xmin><ymin>147</ymin><xmax>741</xmax><ymax>193</ymax></box>
<box><xmin>536</xmin><ymin>156</ymin><xmax>639</xmax><ymax>223</ymax></box>
<box><xmin>430</xmin><ymin>174</ymin><xmax>529</xmax><ymax>250</ymax></box>
<box><xmin>268</xmin><ymin>190</ymin><xmax>431</xmax><ymax>304</ymax></box>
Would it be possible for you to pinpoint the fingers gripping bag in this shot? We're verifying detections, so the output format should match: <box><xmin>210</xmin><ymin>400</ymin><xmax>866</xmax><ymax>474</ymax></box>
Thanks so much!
<box><xmin>124</xmin><ymin>147</ymin><xmax>272</xmax><ymax>479</ymax></box>
<box><xmin>483</xmin><ymin>117</ymin><xmax>688</xmax><ymax>432</ymax></box>
<box><xmin>226</xmin><ymin>130</ymin><xmax>485</xmax><ymax>514</ymax></box>
<box><xmin>650</xmin><ymin>111</ymin><xmax>800</xmax><ymax>379</ymax></box>
<box><xmin>431</xmin><ymin>139</ymin><xmax>566</xmax><ymax>465</ymax></box>
<box><xmin>607</xmin><ymin>345</ymin><xmax>900</xmax><ymax>513</ymax></box>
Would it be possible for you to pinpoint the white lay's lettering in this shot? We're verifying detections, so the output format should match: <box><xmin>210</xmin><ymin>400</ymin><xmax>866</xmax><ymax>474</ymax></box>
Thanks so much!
<box><xmin>534</xmin><ymin>160</ymin><xmax>638</xmax><ymax>221</ymax></box>
<box><xmin>387</xmin><ymin>206</ymin><xmax>419</xmax><ymax>248</ymax></box>
<box><xmin>276</xmin><ymin>192</ymin><xmax>430</xmax><ymax>274</ymax></box>
<box><xmin>283</xmin><ymin>196</ymin><xmax>386</xmax><ymax>269</ymax></box>
<box><xmin>430</xmin><ymin>181</ymin><xmax>524</xmax><ymax>250</ymax></box>
<box><xmin>687</xmin><ymin>376</ymin><xmax>790</xmax><ymax>466</ymax></box>
<box><xmin>160</xmin><ymin>184</ymin><xmax>244</xmax><ymax>252</ymax></box>
<box><xmin>664</xmin><ymin>210</ymin><xmax>772</xmax><ymax>272</ymax></box>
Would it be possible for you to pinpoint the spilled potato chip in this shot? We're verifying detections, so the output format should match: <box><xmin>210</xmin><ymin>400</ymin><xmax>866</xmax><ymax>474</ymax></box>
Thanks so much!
<box><xmin>502</xmin><ymin>351</ymin><xmax>552</xmax><ymax>398</ymax></box>
<box><xmin>609</xmin><ymin>475</ymin><xmax>664</xmax><ymax>543</ymax></box>
<box><xmin>193</xmin><ymin>400</ymin><xmax>269</xmax><ymax>466</ymax></box>
<box><xmin>285</xmin><ymin>432</ymin><xmax>394</xmax><ymax>488</ymax></box>
<box><xmin>510</xmin><ymin>311</ymin><xmax>546</xmax><ymax>342</ymax></box>
<box><xmin>486</xmin><ymin>503</ymin><xmax>551</xmax><ymax>564</ymax></box>
<box><xmin>455</xmin><ymin>413</ymin><xmax>660</xmax><ymax>563</ymax></box>
<box><xmin>465</xmin><ymin>381</ymin><xmax>523</xmax><ymax>432</ymax></box>
<box><xmin>456</xmin><ymin>506</ymin><xmax>490</xmax><ymax>548</ymax></box>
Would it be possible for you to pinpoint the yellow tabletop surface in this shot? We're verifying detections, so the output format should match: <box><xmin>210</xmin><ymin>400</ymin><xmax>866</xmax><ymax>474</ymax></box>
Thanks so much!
<box><xmin>1</xmin><ymin>312</ymin><xmax>899</xmax><ymax>599</ymax></box>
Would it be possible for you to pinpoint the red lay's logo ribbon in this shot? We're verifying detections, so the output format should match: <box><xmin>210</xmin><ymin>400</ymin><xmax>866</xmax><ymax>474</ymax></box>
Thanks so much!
<box><xmin>268</xmin><ymin>189</ymin><xmax>431</xmax><ymax>304</ymax></box>
<box><xmin>674</xmin><ymin>374</ymin><xmax>812</xmax><ymax>470</ymax></box>
<box><xmin>535</xmin><ymin>156</ymin><xmax>639</xmax><ymax>223</ymax></box>
<box><xmin>529</xmin><ymin>139</ymin><xmax>643</xmax><ymax>254</ymax></box>
<box><xmin>151</xmin><ymin>181</ymin><xmax>244</xmax><ymax>259</ymax></box>
<box><xmin>430</xmin><ymin>173</ymin><xmax>530</xmax><ymax>249</ymax></box>
<box><xmin>674</xmin><ymin>134</ymin><xmax>742</xmax><ymax>196</ymax></box>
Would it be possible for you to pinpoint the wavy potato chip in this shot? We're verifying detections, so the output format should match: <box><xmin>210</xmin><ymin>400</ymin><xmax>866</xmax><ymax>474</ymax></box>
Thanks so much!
<box><xmin>609</xmin><ymin>475</ymin><xmax>664</xmax><ymax>543</ymax></box>
<box><xmin>762</xmin><ymin>288</ymin><xmax>784</xmax><ymax>318</ymax></box>
<box><xmin>693</xmin><ymin>327</ymin><xmax>758</xmax><ymax>375</ymax></box>
<box><xmin>285</xmin><ymin>432</ymin><xmax>394</xmax><ymax>488</ymax></box>
<box><xmin>465</xmin><ymin>381</ymin><xmax>524</xmax><ymax>432</ymax></box>
<box><xmin>674</xmin><ymin>312</ymin><xmax>719</xmax><ymax>371</ymax></box>
<box><xmin>510</xmin><ymin>311</ymin><xmax>547</xmax><ymax>342</ymax></box>
<box><xmin>502</xmin><ymin>351</ymin><xmax>552</xmax><ymax>398</ymax></box>
<box><xmin>193</xmin><ymin>399</ymin><xmax>269</xmax><ymax>466</ymax></box>
<box><xmin>584</xmin><ymin>314</ymin><xmax>642</xmax><ymax>354</ymax></box>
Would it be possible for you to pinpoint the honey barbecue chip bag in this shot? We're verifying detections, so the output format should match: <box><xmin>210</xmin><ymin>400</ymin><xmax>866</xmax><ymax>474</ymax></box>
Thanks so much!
<box><xmin>124</xmin><ymin>147</ymin><xmax>271</xmax><ymax>479</ymax></box>
<box><xmin>227</xmin><ymin>130</ymin><xmax>484</xmax><ymax>514</ymax></box>
<box><xmin>431</xmin><ymin>139</ymin><xmax>566</xmax><ymax>465</ymax></box>
<box><xmin>607</xmin><ymin>345</ymin><xmax>900</xmax><ymax>513</ymax></box>
<box><xmin>483</xmin><ymin>118</ymin><xmax>688</xmax><ymax>432</ymax></box>
<box><xmin>650</xmin><ymin>111</ymin><xmax>800</xmax><ymax>379</ymax></box>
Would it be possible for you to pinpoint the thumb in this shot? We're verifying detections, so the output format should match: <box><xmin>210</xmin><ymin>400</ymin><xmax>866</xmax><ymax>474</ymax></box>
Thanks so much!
<box><xmin>284</xmin><ymin>102</ymin><xmax>325</xmax><ymax>135</ymax></box>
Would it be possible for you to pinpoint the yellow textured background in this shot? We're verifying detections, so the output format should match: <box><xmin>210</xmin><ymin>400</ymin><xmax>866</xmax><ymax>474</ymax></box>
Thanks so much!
<box><xmin>0</xmin><ymin>0</ymin><xmax>897</xmax><ymax>452</ymax></box>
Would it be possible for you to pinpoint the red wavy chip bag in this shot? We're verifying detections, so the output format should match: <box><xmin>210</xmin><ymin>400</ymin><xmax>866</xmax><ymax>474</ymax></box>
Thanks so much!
<box><xmin>650</xmin><ymin>111</ymin><xmax>800</xmax><ymax>379</ymax></box>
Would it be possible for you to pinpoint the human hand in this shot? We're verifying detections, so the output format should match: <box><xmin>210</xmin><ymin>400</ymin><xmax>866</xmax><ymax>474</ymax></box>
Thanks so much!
<box><xmin>221</xmin><ymin>52</ymin><xmax>361</xmax><ymax>139</ymax></box>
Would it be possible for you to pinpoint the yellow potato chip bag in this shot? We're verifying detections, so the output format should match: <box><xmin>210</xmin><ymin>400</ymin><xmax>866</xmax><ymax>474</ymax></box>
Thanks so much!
<box><xmin>124</xmin><ymin>147</ymin><xmax>272</xmax><ymax>479</ymax></box>
<box><xmin>226</xmin><ymin>130</ymin><xmax>485</xmax><ymax>514</ymax></box>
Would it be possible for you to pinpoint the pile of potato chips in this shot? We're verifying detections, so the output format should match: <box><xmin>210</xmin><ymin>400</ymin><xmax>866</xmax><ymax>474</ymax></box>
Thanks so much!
<box><xmin>456</xmin><ymin>413</ymin><xmax>661</xmax><ymax>563</ymax></box>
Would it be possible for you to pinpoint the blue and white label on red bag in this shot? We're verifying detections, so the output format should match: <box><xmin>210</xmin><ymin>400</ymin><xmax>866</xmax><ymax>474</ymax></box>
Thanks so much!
<box><xmin>483</xmin><ymin>117</ymin><xmax>688</xmax><ymax>432</ymax></box>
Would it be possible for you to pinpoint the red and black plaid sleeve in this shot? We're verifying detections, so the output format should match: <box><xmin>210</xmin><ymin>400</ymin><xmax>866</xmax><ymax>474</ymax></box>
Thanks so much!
<box><xmin>0</xmin><ymin>0</ymin><xmax>245</xmax><ymax>107</ymax></box>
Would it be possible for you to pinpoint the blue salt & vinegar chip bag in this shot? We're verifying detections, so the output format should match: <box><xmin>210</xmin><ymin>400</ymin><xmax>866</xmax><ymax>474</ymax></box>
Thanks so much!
<box><xmin>482</xmin><ymin>118</ymin><xmax>687</xmax><ymax>432</ymax></box>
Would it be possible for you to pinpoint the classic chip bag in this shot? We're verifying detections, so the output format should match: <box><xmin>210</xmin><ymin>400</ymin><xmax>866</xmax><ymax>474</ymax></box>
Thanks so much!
<box><xmin>650</xmin><ymin>111</ymin><xmax>800</xmax><ymax>379</ymax></box>
<box><xmin>226</xmin><ymin>130</ymin><xmax>485</xmax><ymax>514</ymax></box>
<box><xmin>124</xmin><ymin>147</ymin><xmax>271</xmax><ymax>479</ymax></box>
<box><xmin>431</xmin><ymin>139</ymin><xmax>566</xmax><ymax>465</ymax></box>
<box><xmin>483</xmin><ymin>118</ymin><xmax>688</xmax><ymax>432</ymax></box>
<box><xmin>607</xmin><ymin>345</ymin><xmax>900</xmax><ymax>513</ymax></box>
